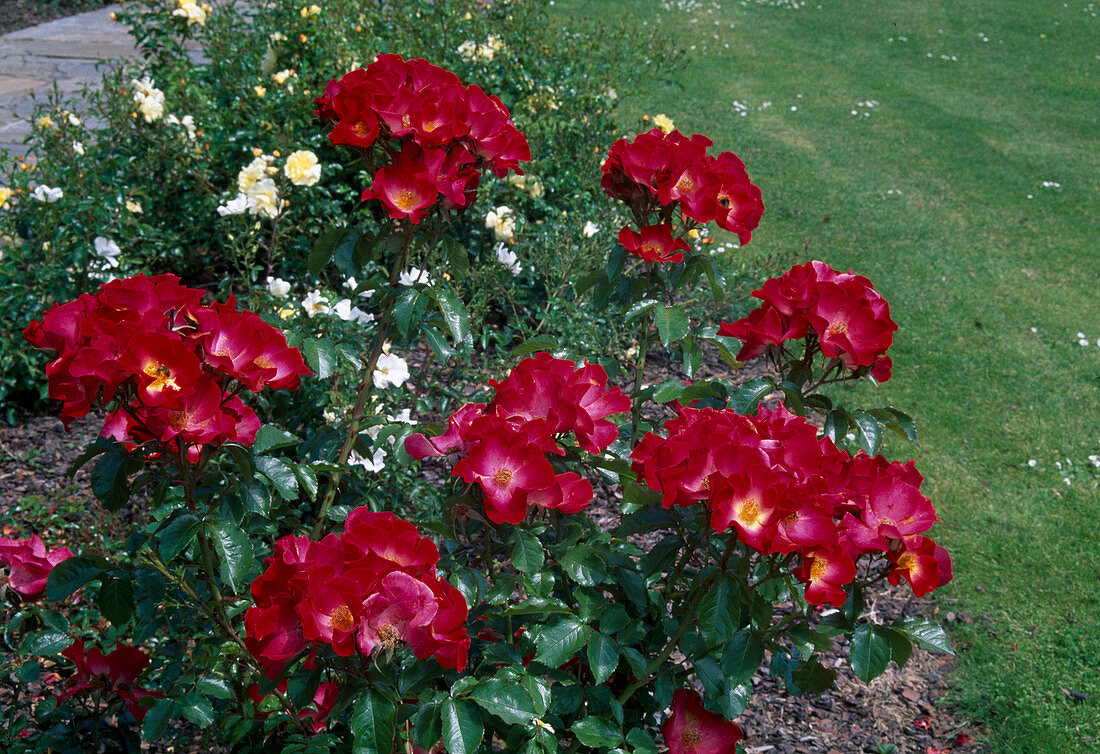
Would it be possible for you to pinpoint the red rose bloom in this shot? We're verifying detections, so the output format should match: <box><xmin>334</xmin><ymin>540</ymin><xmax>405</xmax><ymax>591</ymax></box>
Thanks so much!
<box><xmin>662</xmin><ymin>689</ymin><xmax>744</xmax><ymax>754</ymax></box>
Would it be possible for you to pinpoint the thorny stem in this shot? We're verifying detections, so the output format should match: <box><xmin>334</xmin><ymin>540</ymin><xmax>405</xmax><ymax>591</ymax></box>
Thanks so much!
<box><xmin>143</xmin><ymin>553</ymin><xmax>309</xmax><ymax>733</ymax></box>
<box><xmin>629</xmin><ymin>267</ymin><xmax>658</xmax><ymax>447</ymax></box>
<box><xmin>312</xmin><ymin>229</ymin><xmax>412</xmax><ymax>538</ymax></box>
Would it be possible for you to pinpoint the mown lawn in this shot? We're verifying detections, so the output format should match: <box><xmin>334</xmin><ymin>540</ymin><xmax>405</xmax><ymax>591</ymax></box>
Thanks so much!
<box><xmin>552</xmin><ymin>1</ymin><xmax>1099</xmax><ymax>751</ymax></box>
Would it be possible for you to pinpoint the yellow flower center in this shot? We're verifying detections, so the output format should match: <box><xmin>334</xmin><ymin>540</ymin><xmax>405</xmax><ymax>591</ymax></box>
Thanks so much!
<box><xmin>394</xmin><ymin>189</ymin><xmax>418</xmax><ymax>210</ymax></box>
<box><xmin>353</xmin><ymin>120</ymin><xmax>373</xmax><ymax>138</ymax></box>
<box><xmin>493</xmin><ymin>468</ymin><xmax>513</xmax><ymax>486</ymax></box>
<box><xmin>896</xmin><ymin>551</ymin><xmax>917</xmax><ymax>571</ymax></box>
<box><xmin>378</xmin><ymin>623</ymin><xmax>399</xmax><ymax>650</ymax></box>
<box><xmin>810</xmin><ymin>556</ymin><xmax>829</xmax><ymax>581</ymax></box>
<box><xmin>331</xmin><ymin>605</ymin><xmax>355</xmax><ymax>632</ymax></box>
<box><xmin>826</xmin><ymin>320</ymin><xmax>849</xmax><ymax>336</ymax></box>
<box><xmin>681</xmin><ymin>727</ymin><xmax>703</xmax><ymax>746</ymax></box>
<box><xmin>739</xmin><ymin>496</ymin><xmax>761</xmax><ymax>524</ymax></box>
<box><xmin>143</xmin><ymin>362</ymin><xmax>179</xmax><ymax>392</ymax></box>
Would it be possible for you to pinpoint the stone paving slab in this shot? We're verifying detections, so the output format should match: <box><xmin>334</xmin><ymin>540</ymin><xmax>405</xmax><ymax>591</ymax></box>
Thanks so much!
<box><xmin>0</xmin><ymin>5</ymin><xmax>136</xmax><ymax>159</ymax></box>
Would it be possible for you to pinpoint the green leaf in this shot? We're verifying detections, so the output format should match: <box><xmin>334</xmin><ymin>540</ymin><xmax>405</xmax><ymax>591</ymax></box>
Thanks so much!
<box><xmin>295</xmin><ymin>463</ymin><xmax>319</xmax><ymax>501</ymax></box>
<box><xmin>178</xmin><ymin>691</ymin><xmax>214</xmax><ymax>728</ymax></box>
<box><xmin>414</xmin><ymin>702</ymin><xmax>442</xmax><ymax>751</ymax></box>
<box><xmin>698</xmin><ymin>575</ymin><xmax>740</xmax><ymax>646</ymax></box>
<box><xmin>572</xmin><ymin>717</ymin><xmax>623</xmax><ymax>748</ymax></box>
<box><xmin>252</xmin><ymin>425</ymin><xmax>300</xmax><ymax>455</ymax></box>
<box><xmin>469</xmin><ymin>679</ymin><xmax>538</xmax><ymax>725</ymax></box>
<box><xmin>210</xmin><ymin>521</ymin><xmax>253</xmax><ymax>595</ymax></box>
<box><xmin>440</xmin><ymin>698</ymin><xmax>483</xmax><ymax>754</ymax></box>
<box><xmin>91</xmin><ymin>444</ymin><xmax>132</xmax><ymax>511</ymax></box>
<box><xmin>256</xmin><ymin>456</ymin><xmax>299</xmax><ymax>500</ymax></box>
<box><xmin>882</xmin><ymin>627</ymin><xmax>913</xmax><ymax>669</ymax></box>
<box><xmin>512</xmin><ymin>335</ymin><xmax>559</xmax><ymax>358</ymax></box>
<box><xmin>624</xmin><ymin>298</ymin><xmax>658</xmax><ymax>323</ymax></box>
<box><xmin>791</xmin><ymin>657</ymin><xmax>838</xmax><ymax>694</ymax></box>
<box><xmin>731</xmin><ymin>377</ymin><xmax>774</xmax><ymax>415</ymax></box>
<box><xmin>512</xmin><ymin>529</ymin><xmax>545</xmax><ymax>574</ymax></box>
<box><xmin>142</xmin><ymin>698</ymin><xmax>177</xmax><ymax>741</ymax></box>
<box><xmin>587</xmin><ymin>632</ymin><xmax>619</xmax><ymax>685</ymax></box>
<box><xmin>45</xmin><ymin>556</ymin><xmax>102</xmax><ymax>601</ymax></box>
<box><xmin>98</xmin><ymin>576</ymin><xmax>134</xmax><ymax>626</ymax></box>
<box><xmin>23</xmin><ymin>630</ymin><xmax>71</xmax><ymax>656</ymax></box>
<box><xmin>393</xmin><ymin>288</ymin><xmax>425</xmax><ymax>337</ymax></box>
<box><xmin>850</xmin><ymin>623</ymin><xmax>892</xmax><ymax>682</ymax></box>
<box><xmin>719</xmin><ymin>680</ymin><xmax>753</xmax><ymax>719</ymax></box>
<box><xmin>626</xmin><ymin>728</ymin><xmax>659</xmax><ymax>754</ymax></box>
<box><xmin>887</xmin><ymin>407</ymin><xmax>919</xmax><ymax>445</ymax></box>
<box><xmin>423</xmin><ymin>326</ymin><xmax>457</xmax><ymax>361</ymax></box>
<box><xmin>533</xmin><ymin>618</ymin><xmax>592</xmax><ymax>668</ymax></box>
<box><xmin>653</xmin><ymin>304</ymin><xmax>689</xmax><ymax>347</ymax></box>
<box><xmin>432</xmin><ymin>289</ymin><xmax>471</xmax><ymax>344</ymax></box>
<box><xmin>308</xmin><ymin>228</ymin><xmax>346</xmax><ymax>274</ymax></box>
<box><xmin>894</xmin><ymin>617</ymin><xmax>953</xmax><ymax>654</ymax></box>
<box><xmin>682</xmin><ymin>336</ymin><xmax>703</xmax><ymax>378</ymax></box>
<box><xmin>722</xmin><ymin>628</ymin><xmax>764</xmax><ymax>685</ymax></box>
<box><xmin>158</xmin><ymin>513</ymin><xmax>202</xmax><ymax>562</ymax></box>
<box><xmin>301</xmin><ymin>338</ymin><xmax>338</xmax><ymax>380</ymax></box>
<box><xmin>350</xmin><ymin>689</ymin><xmax>396</xmax><ymax>754</ymax></box>
<box><xmin>196</xmin><ymin>676</ymin><xmax>234</xmax><ymax>700</ymax></box>
<box><xmin>852</xmin><ymin>410</ymin><xmax>883</xmax><ymax>454</ymax></box>
<box><xmin>222</xmin><ymin>443</ymin><xmax>254</xmax><ymax>485</ymax></box>
<box><xmin>442</xmin><ymin>236</ymin><xmax>469</xmax><ymax>282</ymax></box>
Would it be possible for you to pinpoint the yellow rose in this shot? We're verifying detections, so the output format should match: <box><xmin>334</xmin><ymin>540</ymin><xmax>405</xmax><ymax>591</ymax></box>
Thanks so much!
<box><xmin>284</xmin><ymin>150</ymin><xmax>321</xmax><ymax>187</ymax></box>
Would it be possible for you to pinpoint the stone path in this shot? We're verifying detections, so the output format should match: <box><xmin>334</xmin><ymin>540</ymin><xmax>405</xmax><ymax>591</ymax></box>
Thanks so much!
<box><xmin>0</xmin><ymin>5</ymin><xmax>136</xmax><ymax>156</ymax></box>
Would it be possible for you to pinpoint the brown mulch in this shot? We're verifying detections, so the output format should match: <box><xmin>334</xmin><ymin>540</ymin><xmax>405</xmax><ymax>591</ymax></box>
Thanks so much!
<box><xmin>0</xmin><ymin>343</ymin><xmax>990</xmax><ymax>754</ymax></box>
<box><xmin>0</xmin><ymin>0</ymin><xmax>113</xmax><ymax>35</ymax></box>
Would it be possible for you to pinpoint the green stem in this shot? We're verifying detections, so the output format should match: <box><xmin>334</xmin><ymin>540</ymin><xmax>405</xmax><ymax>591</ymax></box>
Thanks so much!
<box><xmin>615</xmin><ymin>617</ymin><xmax>693</xmax><ymax>707</ymax></box>
<box><xmin>312</xmin><ymin>231</ymin><xmax>412</xmax><ymax>538</ymax></box>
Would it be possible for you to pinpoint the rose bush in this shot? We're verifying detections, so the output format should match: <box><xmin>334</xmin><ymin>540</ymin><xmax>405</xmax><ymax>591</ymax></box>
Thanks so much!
<box><xmin>1</xmin><ymin>15</ymin><xmax>952</xmax><ymax>754</ymax></box>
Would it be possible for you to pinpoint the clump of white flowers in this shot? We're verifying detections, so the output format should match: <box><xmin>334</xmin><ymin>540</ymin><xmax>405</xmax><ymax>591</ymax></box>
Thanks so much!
<box><xmin>172</xmin><ymin>0</ymin><xmax>210</xmax><ymax>25</ymax></box>
<box><xmin>131</xmin><ymin>77</ymin><xmax>166</xmax><ymax>123</ymax></box>
<box><xmin>93</xmin><ymin>237</ymin><xmax>122</xmax><ymax>268</ymax></box>
<box><xmin>267</xmin><ymin>277</ymin><xmax>291</xmax><ymax>299</ymax></box>
<box><xmin>485</xmin><ymin>206</ymin><xmax>517</xmax><ymax>241</ymax></box>
<box><xmin>495</xmin><ymin>243</ymin><xmax>523</xmax><ymax>275</ymax></box>
<box><xmin>398</xmin><ymin>268</ymin><xmax>434</xmax><ymax>287</ymax></box>
<box><xmin>32</xmin><ymin>185</ymin><xmax>63</xmax><ymax>203</ymax></box>
<box><xmin>505</xmin><ymin>173</ymin><xmax>544</xmax><ymax>200</ymax></box>
<box><xmin>284</xmin><ymin>150</ymin><xmax>321</xmax><ymax>186</ymax></box>
<box><xmin>457</xmin><ymin>35</ymin><xmax>505</xmax><ymax>62</ymax></box>
<box><xmin>218</xmin><ymin>151</ymin><xmax>281</xmax><ymax>219</ymax></box>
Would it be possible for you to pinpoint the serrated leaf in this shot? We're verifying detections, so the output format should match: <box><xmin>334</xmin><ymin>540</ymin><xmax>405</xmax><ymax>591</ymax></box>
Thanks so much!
<box><xmin>308</xmin><ymin>228</ymin><xmax>346</xmax><ymax>274</ymax></box>
<box><xmin>45</xmin><ymin>556</ymin><xmax>102</xmax><ymax>601</ymax></box>
<box><xmin>469</xmin><ymin>679</ymin><xmax>537</xmax><ymax>725</ymax></box>
<box><xmin>512</xmin><ymin>335</ymin><xmax>558</xmax><ymax>358</ymax></box>
<box><xmin>432</xmin><ymin>289</ymin><xmax>470</xmax><ymax>344</ymax></box>
<box><xmin>295</xmin><ymin>464</ymin><xmax>319</xmax><ymax>501</ymax></box>
<box><xmin>442</xmin><ymin>236</ymin><xmax>469</xmax><ymax>282</ymax></box>
<box><xmin>722</xmin><ymin>628</ymin><xmax>764</xmax><ymax>685</ymax></box>
<box><xmin>587</xmin><ymin>632</ymin><xmax>619</xmax><ymax>685</ymax></box>
<box><xmin>158</xmin><ymin>513</ymin><xmax>202</xmax><ymax>562</ymax></box>
<box><xmin>222</xmin><ymin>443</ymin><xmax>254</xmax><ymax>485</ymax></box>
<box><xmin>142</xmin><ymin>698</ymin><xmax>177</xmax><ymax>741</ymax></box>
<box><xmin>512</xmin><ymin>529</ymin><xmax>544</xmax><ymax>574</ymax></box>
<box><xmin>91</xmin><ymin>445</ymin><xmax>132</xmax><ymax>511</ymax></box>
<box><xmin>882</xmin><ymin>627</ymin><xmax>913</xmax><ymax>669</ymax></box>
<box><xmin>178</xmin><ymin>692</ymin><xmax>214</xmax><ymax>728</ymax></box>
<box><xmin>440</xmin><ymin>698</ymin><xmax>483</xmax><ymax>754</ymax></box>
<box><xmin>533</xmin><ymin>618</ymin><xmax>592</xmax><ymax>668</ymax></box>
<box><xmin>350</xmin><ymin>689</ymin><xmax>395</xmax><ymax>754</ymax></box>
<box><xmin>850</xmin><ymin>623</ymin><xmax>892</xmax><ymax>682</ymax></box>
<box><xmin>698</xmin><ymin>575</ymin><xmax>739</xmax><ymax>646</ymax></box>
<box><xmin>393</xmin><ymin>288</ymin><xmax>425</xmax><ymax>338</ymax></box>
<box><xmin>98</xmin><ymin>576</ymin><xmax>134</xmax><ymax>626</ymax></box>
<box><xmin>852</xmin><ymin>410</ymin><xmax>883</xmax><ymax>454</ymax></box>
<box><xmin>791</xmin><ymin>657</ymin><xmax>838</xmax><ymax>694</ymax></box>
<box><xmin>196</xmin><ymin>676</ymin><xmax>234</xmax><ymax>699</ymax></box>
<box><xmin>572</xmin><ymin>717</ymin><xmax>623</xmax><ymax>748</ymax></box>
<box><xmin>252</xmin><ymin>426</ymin><xmax>300</xmax><ymax>455</ymax></box>
<box><xmin>731</xmin><ymin>377</ymin><xmax>773</xmax><ymax>415</ymax></box>
<box><xmin>653</xmin><ymin>304</ymin><xmax>689</xmax><ymax>347</ymax></box>
<box><xmin>256</xmin><ymin>456</ymin><xmax>299</xmax><ymax>500</ymax></box>
<box><xmin>301</xmin><ymin>338</ymin><xmax>338</xmax><ymax>380</ymax></box>
<box><xmin>23</xmin><ymin>630</ymin><xmax>71</xmax><ymax>656</ymax></box>
<box><xmin>624</xmin><ymin>298</ymin><xmax>658</xmax><ymax>323</ymax></box>
<box><xmin>895</xmin><ymin>617</ymin><xmax>953</xmax><ymax>654</ymax></box>
<box><xmin>210</xmin><ymin>521</ymin><xmax>253</xmax><ymax>595</ymax></box>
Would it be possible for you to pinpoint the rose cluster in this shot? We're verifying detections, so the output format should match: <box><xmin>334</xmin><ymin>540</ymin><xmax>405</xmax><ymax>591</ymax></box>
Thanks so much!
<box><xmin>0</xmin><ymin>534</ymin><xmax>73</xmax><ymax>601</ymax></box>
<box><xmin>718</xmin><ymin>261</ymin><xmax>897</xmax><ymax>378</ymax></box>
<box><xmin>244</xmin><ymin>509</ymin><xmax>470</xmax><ymax>678</ymax></box>
<box><xmin>632</xmin><ymin>404</ymin><xmax>952</xmax><ymax>605</ymax></box>
<box><xmin>405</xmin><ymin>353</ymin><xmax>631</xmax><ymax>524</ymax></box>
<box><xmin>23</xmin><ymin>274</ymin><xmax>311</xmax><ymax>461</ymax></box>
<box><xmin>601</xmin><ymin>128</ymin><xmax>764</xmax><ymax>263</ymax></box>
<box><xmin>315</xmin><ymin>54</ymin><xmax>530</xmax><ymax>222</ymax></box>
<box><xmin>56</xmin><ymin>640</ymin><xmax>160</xmax><ymax>722</ymax></box>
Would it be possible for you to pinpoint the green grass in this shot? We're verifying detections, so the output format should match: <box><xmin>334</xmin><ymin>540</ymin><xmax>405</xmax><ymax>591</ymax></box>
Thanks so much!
<box><xmin>553</xmin><ymin>1</ymin><xmax>1099</xmax><ymax>751</ymax></box>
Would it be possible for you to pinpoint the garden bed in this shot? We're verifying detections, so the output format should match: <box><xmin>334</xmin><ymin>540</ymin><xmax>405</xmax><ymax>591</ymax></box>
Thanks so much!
<box><xmin>0</xmin><ymin>0</ymin><xmax>113</xmax><ymax>35</ymax></box>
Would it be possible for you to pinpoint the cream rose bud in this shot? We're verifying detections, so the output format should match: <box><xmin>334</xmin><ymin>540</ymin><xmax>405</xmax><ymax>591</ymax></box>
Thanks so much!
<box><xmin>373</xmin><ymin>352</ymin><xmax>410</xmax><ymax>389</ymax></box>
<box><xmin>284</xmin><ymin>150</ymin><xmax>321</xmax><ymax>186</ymax></box>
<box><xmin>267</xmin><ymin>277</ymin><xmax>291</xmax><ymax>298</ymax></box>
<box><xmin>582</xmin><ymin>221</ymin><xmax>599</xmax><ymax>237</ymax></box>
<box><xmin>653</xmin><ymin>113</ymin><xmax>675</xmax><ymax>135</ymax></box>
<box><xmin>32</xmin><ymin>185</ymin><xmax>63</xmax><ymax>203</ymax></box>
